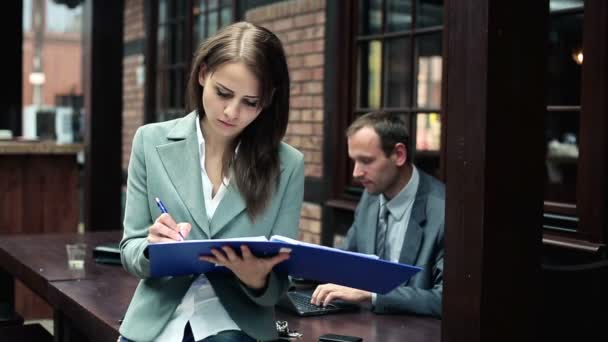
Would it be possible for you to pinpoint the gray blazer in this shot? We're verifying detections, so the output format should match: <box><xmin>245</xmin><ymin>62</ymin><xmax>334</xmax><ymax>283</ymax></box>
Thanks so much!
<box><xmin>342</xmin><ymin>170</ymin><xmax>445</xmax><ymax>317</ymax></box>
<box><xmin>119</xmin><ymin>112</ymin><xmax>305</xmax><ymax>341</ymax></box>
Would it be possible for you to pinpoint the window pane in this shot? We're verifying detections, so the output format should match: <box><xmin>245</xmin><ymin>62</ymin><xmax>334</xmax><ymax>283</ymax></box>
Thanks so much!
<box><xmin>172</xmin><ymin>23</ymin><xmax>185</xmax><ymax>63</ymax></box>
<box><xmin>547</xmin><ymin>13</ymin><xmax>583</xmax><ymax>106</ymax></box>
<box><xmin>221</xmin><ymin>0</ymin><xmax>232</xmax><ymax>6</ymax></box>
<box><xmin>157</xmin><ymin>25</ymin><xmax>168</xmax><ymax>66</ymax></box>
<box><xmin>156</xmin><ymin>70</ymin><xmax>168</xmax><ymax>113</ymax></box>
<box><xmin>159</xmin><ymin>0</ymin><xmax>168</xmax><ymax>23</ymax></box>
<box><xmin>550</xmin><ymin>0</ymin><xmax>584</xmax><ymax>12</ymax></box>
<box><xmin>194</xmin><ymin>9</ymin><xmax>206</xmax><ymax>46</ymax></box>
<box><xmin>414</xmin><ymin>113</ymin><xmax>440</xmax><ymax>177</ymax></box>
<box><xmin>170</xmin><ymin>69</ymin><xmax>185</xmax><ymax>109</ymax></box>
<box><xmin>415</xmin><ymin>32</ymin><xmax>442</xmax><ymax>108</ymax></box>
<box><xmin>359</xmin><ymin>0</ymin><xmax>383</xmax><ymax>35</ymax></box>
<box><xmin>415</xmin><ymin>113</ymin><xmax>441</xmax><ymax>151</ymax></box>
<box><xmin>416</xmin><ymin>0</ymin><xmax>443</xmax><ymax>28</ymax></box>
<box><xmin>207</xmin><ymin>10</ymin><xmax>218</xmax><ymax>36</ymax></box>
<box><xmin>220</xmin><ymin>7</ymin><xmax>232</xmax><ymax>27</ymax></box>
<box><xmin>545</xmin><ymin>110</ymin><xmax>579</xmax><ymax>204</ymax></box>
<box><xmin>208</xmin><ymin>0</ymin><xmax>218</xmax><ymax>10</ymax></box>
<box><xmin>387</xmin><ymin>0</ymin><xmax>412</xmax><ymax>32</ymax></box>
<box><xmin>358</xmin><ymin>40</ymin><xmax>383</xmax><ymax>109</ymax></box>
<box><xmin>175</xmin><ymin>0</ymin><xmax>186</xmax><ymax>17</ymax></box>
<box><xmin>383</xmin><ymin>38</ymin><xmax>411</xmax><ymax>108</ymax></box>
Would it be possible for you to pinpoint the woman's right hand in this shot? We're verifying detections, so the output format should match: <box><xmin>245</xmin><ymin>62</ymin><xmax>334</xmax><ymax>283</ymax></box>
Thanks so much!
<box><xmin>147</xmin><ymin>213</ymin><xmax>192</xmax><ymax>243</ymax></box>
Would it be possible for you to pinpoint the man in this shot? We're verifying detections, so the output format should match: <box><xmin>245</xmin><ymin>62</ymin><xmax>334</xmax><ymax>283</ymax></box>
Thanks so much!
<box><xmin>311</xmin><ymin>111</ymin><xmax>445</xmax><ymax>318</ymax></box>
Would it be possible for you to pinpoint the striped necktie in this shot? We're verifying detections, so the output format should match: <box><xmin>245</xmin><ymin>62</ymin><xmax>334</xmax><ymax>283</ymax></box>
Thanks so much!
<box><xmin>376</xmin><ymin>203</ymin><xmax>389</xmax><ymax>260</ymax></box>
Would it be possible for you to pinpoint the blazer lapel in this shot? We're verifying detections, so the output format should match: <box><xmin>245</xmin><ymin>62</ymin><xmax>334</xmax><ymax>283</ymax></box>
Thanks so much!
<box><xmin>399</xmin><ymin>174</ymin><xmax>429</xmax><ymax>268</ymax></box>
<box><xmin>363</xmin><ymin>195</ymin><xmax>380</xmax><ymax>256</ymax></box>
<box><xmin>156</xmin><ymin>113</ymin><xmax>211</xmax><ymax>238</ymax></box>
<box><xmin>209</xmin><ymin>183</ymin><xmax>247</xmax><ymax>237</ymax></box>
<box><xmin>208</xmin><ymin>158</ymin><xmax>288</xmax><ymax>238</ymax></box>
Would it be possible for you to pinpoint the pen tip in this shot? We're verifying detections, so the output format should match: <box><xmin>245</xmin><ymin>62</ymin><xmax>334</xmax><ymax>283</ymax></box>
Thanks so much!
<box><xmin>155</xmin><ymin>197</ymin><xmax>160</xmax><ymax>202</ymax></box>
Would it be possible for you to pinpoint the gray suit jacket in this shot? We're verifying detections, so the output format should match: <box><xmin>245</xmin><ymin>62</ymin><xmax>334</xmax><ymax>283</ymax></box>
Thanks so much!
<box><xmin>342</xmin><ymin>170</ymin><xmax>445</xmax><ymax>317</ymax></box>
<box><xmin>119</xmin><ymin>112</ymin><xmax>305</xmax><ymax>341</ymax></box>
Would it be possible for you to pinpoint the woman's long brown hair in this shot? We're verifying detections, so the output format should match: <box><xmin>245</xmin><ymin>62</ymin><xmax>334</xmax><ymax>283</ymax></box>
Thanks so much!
<box><xmin>186</xmin><ymin>22</ymin><xmax>290</xmax><ymax>220</ymax></box>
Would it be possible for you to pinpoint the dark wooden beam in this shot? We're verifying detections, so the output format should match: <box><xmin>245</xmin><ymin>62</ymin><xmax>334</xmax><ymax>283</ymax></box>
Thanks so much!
<box><xmin>82</xmin><ymin>0</ymin><xmax>124</xmax><ymax>231</ymax></box>
<box><xmin>442</xmin><ymin>1</ymin><xmax>547</xmax><ymax>341</ymax></box>
<box><xmin>0</xmin><ymin>0</ymin><xmax>23</xmax><ymax>135</ymax></box>
<box><xmin>577</xmin><ymin>0</ymin><xmax>608</xmax><ymax>243</ymax></box>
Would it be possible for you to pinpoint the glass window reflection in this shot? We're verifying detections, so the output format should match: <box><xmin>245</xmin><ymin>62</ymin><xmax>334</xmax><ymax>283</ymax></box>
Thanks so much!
<box><xmin>547</xmin><ymin>13</ymin><xmax>583</xmax><ymax>106</ymax></box>
<box><xmin>387</xmin><ymin>0</ymin><xmax>412</xmax><ymax>32</ymax></box>
<box><xmin>416</xmin><ymin>0</ymin><xmax>443</xmax><ymax>28</ymax></box>
<box><xmin>383</xmin><ymin>38</ymin><xmax>411</xmax><ymax>108</ymax></box>
<box><xmin>359</xmin><ymin>0</ymin><xmax>383</xmax><ymax>35</ymax></box>
<box><xmin>415</xmin><ymin>33</ymin><xmax>442</xmax><ymax>109</ymax></box>
<box><xmin>358</xmin><ymin>41</ymin><xmax>383</xmax><ymax>109</ymax></box>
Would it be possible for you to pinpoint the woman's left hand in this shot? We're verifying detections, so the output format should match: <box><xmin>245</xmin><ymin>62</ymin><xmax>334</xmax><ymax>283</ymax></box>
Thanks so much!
<box><xmin>200</xmin><ymin>245</ymin><xmax>290</xmax><ymax>290</ymax></box>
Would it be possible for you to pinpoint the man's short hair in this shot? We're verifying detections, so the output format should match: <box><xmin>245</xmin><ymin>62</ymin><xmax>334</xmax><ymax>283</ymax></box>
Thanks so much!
<box><xmin>346</xmin><ymin>111</ymin><xmax>411</xmax><ymax>162</ymax></box>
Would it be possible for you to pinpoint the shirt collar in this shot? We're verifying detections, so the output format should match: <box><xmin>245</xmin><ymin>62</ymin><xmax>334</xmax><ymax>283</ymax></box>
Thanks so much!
<box><xmin>380</xmin><ymin>166</ymin><xmax>420</xmax><ymax>221</ymax></box>
<box><xmin>196</xmin><ymin>115</ymin><xmax>239</xmax><ymax>185</ymax></box>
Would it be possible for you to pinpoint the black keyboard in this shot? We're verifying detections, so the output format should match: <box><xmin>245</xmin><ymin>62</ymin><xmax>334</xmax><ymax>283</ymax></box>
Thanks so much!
<box><xmin>278</xmin><ymin>291</ymin><xmax>359</xmax><ymax>317</ymax></box>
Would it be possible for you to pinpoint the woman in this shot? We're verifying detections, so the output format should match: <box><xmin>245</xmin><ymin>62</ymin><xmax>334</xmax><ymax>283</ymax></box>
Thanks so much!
<box><xmin>119</xmin><ymin>22</ymin><xmax>304</xmax><ymax>342</ymax></box>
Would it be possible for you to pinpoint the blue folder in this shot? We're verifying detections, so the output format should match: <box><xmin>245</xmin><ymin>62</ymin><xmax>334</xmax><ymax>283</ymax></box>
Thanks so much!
<box><xmin>148</xmin><ymin>235</ymin><xmax>422</xmax><ymax>294</ymax></box>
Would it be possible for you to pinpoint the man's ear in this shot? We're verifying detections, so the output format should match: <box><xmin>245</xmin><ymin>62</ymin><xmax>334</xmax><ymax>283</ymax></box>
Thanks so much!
<box><xmin>198</xmin><ymin>64</ymin><xmax>208</xmax><ymax>87</ymax></box>
<box><xmin>392</xmin><ymin>143</ymin><xmax>408</xmax><ymax>166</ymax></box>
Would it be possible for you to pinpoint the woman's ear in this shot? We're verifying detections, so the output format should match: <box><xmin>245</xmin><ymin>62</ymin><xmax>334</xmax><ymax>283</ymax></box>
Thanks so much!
<box><xmin>198</xmin><ymin>65</ymin><xmax>207</xmax><ymax>87</ymax></box>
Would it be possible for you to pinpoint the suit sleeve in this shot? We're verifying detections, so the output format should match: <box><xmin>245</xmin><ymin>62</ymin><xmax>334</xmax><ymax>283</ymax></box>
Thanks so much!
<box><xmin>373</xmin><ymin>221</ymin><xmax>444</xmax><ymax>317</ymax></box>
<box><xmin>240</xmin><ymin>152</ymin><xmax>305</xmax><ymax>306</ymax></box>
<box><xmin>120</xmin><ymin>127</ymin><xmax>154</xmax><ymax>279</ymax></box>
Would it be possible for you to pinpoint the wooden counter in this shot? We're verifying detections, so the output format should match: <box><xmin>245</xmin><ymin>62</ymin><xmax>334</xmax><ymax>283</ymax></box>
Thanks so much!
<box><xmin>0</xmin><ymin>141</ymin><xmax>84</xmax><ymax>155</ymax></box>
<box><xmin>0</xmin><ymin>141</ymin><xmax>84</xmax><ymax>319</ymax></box>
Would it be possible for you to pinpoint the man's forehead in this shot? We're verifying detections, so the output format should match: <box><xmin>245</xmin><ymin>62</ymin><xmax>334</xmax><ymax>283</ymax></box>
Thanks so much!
<box><xmin>349</xmin><ymin>127</ymin><xmax>381</xmax><ymax>148</ymax></box>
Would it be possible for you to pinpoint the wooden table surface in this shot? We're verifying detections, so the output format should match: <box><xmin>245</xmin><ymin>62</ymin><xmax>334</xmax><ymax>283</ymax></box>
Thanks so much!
<box><xmin>1</xmin><ymin>231</ymin><xmax>442</xmax><ymax>342</ymax></box>
<box><xmin>0</xmin><ymin>231</ymin><xmax>121</xmax><ymax>298</ymax></box>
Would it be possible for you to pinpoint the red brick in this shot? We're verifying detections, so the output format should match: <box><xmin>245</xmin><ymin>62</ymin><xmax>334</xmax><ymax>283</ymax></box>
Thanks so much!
<box><xmin>312</xmin><ymin>95</ymin><xmax>323</xmax><ymax>109</ymax></box>
<box><xmin>289</xmin><ymin>123</ymin><xmax>314</xmax><ymax>135</ymax></box>
<box><xmin>291</xmin><ymin>69</ymin><xmax>312</xmax><ymax>81</ymax></box>
<box><xmin>290</xmin><ymin>83</ymin><xmax>302</xmax><ymax>95</ymax></box>
<box><xmin>304</xmin><ymin>53</ymin><xmax>324</xmax><ymax>67</ymax></box>
<box><xmin>291</xmin><ymin>95</ymin><xmax>313</xmax><ymax>108</ymax></box>
<box><xmin>300</xmin><ymin>218</ymin><xmax>321</xmax><ymax>234</ymax></box>
<box><xmin>273</xmin><ymin>17</ymin><xmax>294</xmax><ymax>32</ymax></box>
<box><xmin>312</xmin><ymin>67</ymin><xmax>324</xmax><ymax>80</ymax></box>
<box><xmin>301</xmin><ymin>202</ymin><xmax>322</xmax><ymax>220</ymax></box>
<box><xmin>312</xmin><ymin>123</ymin><xmax>323</xmax><ymax>135</ymax></box>
<box><xmin>305</xmin><ymin>164</ymin><xmax>322</xmax><ymax>178</ymax></box>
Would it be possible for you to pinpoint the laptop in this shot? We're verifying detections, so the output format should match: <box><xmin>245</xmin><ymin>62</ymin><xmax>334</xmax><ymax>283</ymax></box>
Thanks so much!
<box><xmin>277</xmin><ymin>289</ymin><xmax>360</xmax><ymax>317</ymax></box>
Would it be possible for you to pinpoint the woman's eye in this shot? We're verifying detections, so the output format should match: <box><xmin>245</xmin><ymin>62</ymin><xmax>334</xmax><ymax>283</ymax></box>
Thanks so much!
<box><xmin>216</xmin><ymin>89</ymin><xmax>231</xmax><ymax>98</ymax></box>
<box><xmin>244</xmin><ymin>100</ymin><xmax>258</xmax><ymax>108</ymax></box>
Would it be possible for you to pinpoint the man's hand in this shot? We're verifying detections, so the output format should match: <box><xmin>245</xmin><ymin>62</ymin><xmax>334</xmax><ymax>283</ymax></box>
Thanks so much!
<box><xmin>200</xmin><ymin>245</ymin><xmax>290</xmax><ymax>290</ymax></box>
<box><xmin>311</xmin><ymin>283</ymin><xmax>372</xmax><ymax>306</ymax></box>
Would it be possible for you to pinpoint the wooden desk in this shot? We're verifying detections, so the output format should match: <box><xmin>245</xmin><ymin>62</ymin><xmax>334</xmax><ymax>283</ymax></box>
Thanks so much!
<box><xmin>0</xmin><ymin>231</ymin><xmax>121</xmax><ymax>322</ymax></box>
<box><xmin>276</xmin><ymin>310</ymin><xmax>440</xmax><ymax>342</ymax></box>
<box><xmin>1</xmin><ymin>232</ymin><xmax>441</xmax><ymax>342</ymax></box>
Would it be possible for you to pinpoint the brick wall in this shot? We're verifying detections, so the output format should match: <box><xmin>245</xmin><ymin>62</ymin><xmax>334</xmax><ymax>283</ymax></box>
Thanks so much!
<box><xmin>122</xmin><ymin>0</ymin><xmax>145</xmax><ymax>172</ymax></box>
<box><xmin>246</xmin><ymin>0</ymin><xmax>325</xmax><ymax>244</ymax></box>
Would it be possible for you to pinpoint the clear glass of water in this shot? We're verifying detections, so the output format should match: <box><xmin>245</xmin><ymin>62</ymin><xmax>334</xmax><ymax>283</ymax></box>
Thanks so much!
<box><xmin>66</xmin><ymin>243</ymin><xmax>87</xmax><ymax>271</ymax></box>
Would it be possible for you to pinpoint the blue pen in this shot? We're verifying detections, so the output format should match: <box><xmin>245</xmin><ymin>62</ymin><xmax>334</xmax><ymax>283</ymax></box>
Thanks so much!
<box><xmin>155</xmin><ymin>197</ymin><xmax>185</xmax><ymax>241</ymax></box>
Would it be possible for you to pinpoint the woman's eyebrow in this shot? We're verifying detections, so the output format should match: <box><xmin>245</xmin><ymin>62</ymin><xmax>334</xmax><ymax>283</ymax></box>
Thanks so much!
<box><xmin>215</xmin><ymin>81</ymin><xmax>259</xmax><ymax>99</ymax></box>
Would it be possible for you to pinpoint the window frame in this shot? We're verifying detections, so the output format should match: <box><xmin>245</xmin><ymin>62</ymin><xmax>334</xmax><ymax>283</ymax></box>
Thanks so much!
<box><xmin>144</xmin><ymin>0</ymin><xmax>236</xmax><ymax>124</ymax></box>
<box><xmin>327</xmin><ymin>0</ymin><xmax>445</xmax><ymax>206</ymax></box>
